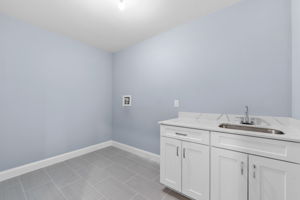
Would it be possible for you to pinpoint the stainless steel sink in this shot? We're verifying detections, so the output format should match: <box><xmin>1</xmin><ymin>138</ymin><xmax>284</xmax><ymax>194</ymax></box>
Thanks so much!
<box><xmin>219</xmin><ymin>123</ymin><xmax>285</xmax><ymax>135</ymax></box>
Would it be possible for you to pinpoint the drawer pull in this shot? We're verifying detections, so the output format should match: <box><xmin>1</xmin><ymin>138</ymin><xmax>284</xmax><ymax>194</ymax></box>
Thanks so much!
<box><xmin>183</xmin><ymin>148</ymin><xmax>186</xmax><ymax>158</ymax></box>
<box><xmin>176</xmin><ymin>146</ymin><xmax>179</xmax><ymax>157</ymax></box>
<box><xmin>240</xmin><ymin>162</ymin><xmax>244</xmax><ymax>175</ymax></box>
<box><xmin>253</xmin><ymin>164</ymin><xmax>256</xmax><ymax>178</ymax></box>
<box><xmin>176</xmin><ymin>132</ymin><xmax>187</xmax><ymax>136</ymax></box>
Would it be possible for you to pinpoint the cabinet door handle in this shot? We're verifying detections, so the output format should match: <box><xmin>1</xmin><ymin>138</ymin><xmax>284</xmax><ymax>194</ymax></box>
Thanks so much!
<box><xmin>240</xmin><ymin>162</ymin><xmax>244</xmax><ymax>175</ymax></box>
<box><xmin>183</xmin><ymin>148</ymin><xmax>186</xmax><ymax>158</ymax></box>
<box><xmin>253</xmin><ymin>164</ymin><xmax>256</xmax><ymax>178</ymax></box>
<box><xmin>175</xmin><ymin>132</ymin><xmax>187</xmax><ymax>137</ymax></box>
<box><xmin>176</xmin><ymin>146</ymin><xmax>179</xmax><ymax>157</ymax></box>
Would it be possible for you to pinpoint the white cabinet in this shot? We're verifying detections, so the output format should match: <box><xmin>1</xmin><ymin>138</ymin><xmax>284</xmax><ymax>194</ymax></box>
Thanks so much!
<box><xmin>160</xmin><ymin>125</ymin><xmax>300</xmax><ymax>200</ymax></box>
<box><xmin>211</xmin><ymin>148</ymin><xmax>248</xmax><ymax>200</ymax></box>
<box><xmin>211</xmin><ymin>148</ymin><xmax>300</xmax><ymax>200</ymax></box>
<box><xmin>249</xmin><ymin>155</ymin><xmax>300</xmax><ymax>200</ymax></box>
<box><xmin>182</xmin><ymin>141</ymin><xmax>209</xmax><ymax>200</ymax></box>
<box><xmin>160</xmin><ymin>136</ymin><xmax>209</xmax><ymax>200</ymax></box>
<box><xmin>160</xmin><ymin>137</ymin><xmax>182</xmax><ymax>191</ymax></box>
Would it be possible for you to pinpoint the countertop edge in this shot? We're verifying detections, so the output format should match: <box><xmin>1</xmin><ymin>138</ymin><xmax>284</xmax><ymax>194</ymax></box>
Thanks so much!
<box><xmin>159</xmin><ymin>120</ymin><xmax>300</xmax><ymax>143</ymax></box>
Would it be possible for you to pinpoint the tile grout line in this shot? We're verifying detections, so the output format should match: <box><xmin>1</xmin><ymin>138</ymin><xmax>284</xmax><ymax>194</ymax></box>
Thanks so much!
<box><xmin>85</xmin><ymin>176</ymin><xmax>117</xmax><ymax>200</ymax></box>
<box><xmin>86</xmin><ymin>152</ymin><xmax>141</xmax><ymax>199</ymax></box>
<box><xmin>110</xmin><ymin>147</ymin><xmax>174</xmax><ymax>200</ymax></box>
<box><xmin>125</xmin><ymin>155</ymin><xmax>159</xmax><ymax>171</ymax></box>
<box><xmin>123</xmin><ymin>176</ymin><xmax>149</xmax><ymax>200</ymax></box>
<box><xmin>63</xmin><ymin>158</ymin><xmax>109</xmax><ymax>199</ymax></box>
<box><xmin>129</xmin><ymin>192</ymin><xmax>150</xmax><ymax>200</ymax></box>
<box><xmin>124</xmin><ymin>174</ymin><xmax>169</xmax><ymax>200</ymax></box>
<box><xmin>5</xmin><ymin>147</ymin><xmax>167</xmax><ymax>200</ymax></box>
<box><xmin>107</xmin><ymin>146</ymin><xmax>159</xmax><ymax>170</ymax></box>
<box><xmin>63</xmin><ymin>154</ymin><xmax>115</xmax><ymax>191</ymax></box>
<box><xmin>99</xmin><ymin>150</ymin><xmax>158</xmax><ymax>185</ymax></box>
<box><xmin>122</xmin><ymin>158</ymin><xmax>159</xmax><ymax>178</ymax></box>
<box><xmin>85</xmin><ymin>147</ymin><xmax>145</xmax><ymax>199</ymax></box>
<box><xmin>18</xmin><ymin>178</ymin><xmax>29</xmax><ymax>200</ymax></box>
<box><xmin>59</xmin><ymin>162</ymin><xmax>93</xmax><ymax>189</ymax></box>
<box><xmin>122</xmin><ymin>174</ymin><xmax>138</xmax><ymax>184</ymax></box>
<box><xmin>43</xmin><ymin>169</ymin><xmax>68</xmax><ymax>200</ymax></box>
<box><xmin>84</xmin><ymin>179</ymin><xmax>110</xmax><ymax>200</ymax></box>
<box><xmin>18</xmin><ymin>170</ymin><xmax>55</xmax><ymax>196</ymax></box>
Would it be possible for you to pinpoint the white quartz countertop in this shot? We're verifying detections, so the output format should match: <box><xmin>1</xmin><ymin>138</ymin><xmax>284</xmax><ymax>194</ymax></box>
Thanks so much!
<box><xmin>159</xmin><ymin>112</ymin><xmax>300</xmax><ymax>143</ymax></box>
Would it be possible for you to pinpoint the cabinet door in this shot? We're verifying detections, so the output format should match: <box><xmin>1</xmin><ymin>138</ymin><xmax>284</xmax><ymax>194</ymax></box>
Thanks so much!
<box><xmin>182</xmin><ymin>141</ymin><xmax>209</xmax><ymax>200</ymax></box>
<box><xmin>160</xmin><ymin>137</ymin><xmax>182</xmax><ymax>191</ymax></box>
<box><xmin>249</xmin><ymin>155</ymin><xmax>300</xmax><ymax>200</ymax></box>
<box><xmin>211</xmin><ymin>148</ymin><xmax>248</xmax><ymax>200</ymax></box>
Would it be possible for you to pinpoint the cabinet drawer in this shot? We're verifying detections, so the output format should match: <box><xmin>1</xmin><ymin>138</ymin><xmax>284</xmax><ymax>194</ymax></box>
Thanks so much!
<box><xmin>161</xmin><ymin>125</ymin><xmax>210</xmax><ymax>145</ymax></box>
<box><xmin>211</xmin><ymin>132</ymin><xmax>300</xmax><ymax>164</ymax></box>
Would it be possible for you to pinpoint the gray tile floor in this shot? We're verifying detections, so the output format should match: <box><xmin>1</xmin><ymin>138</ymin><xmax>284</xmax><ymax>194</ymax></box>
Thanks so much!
<box><xmin>0</xmin><ymin>146</ymin><xmax>190</xmax><ymax>200</ymax></box>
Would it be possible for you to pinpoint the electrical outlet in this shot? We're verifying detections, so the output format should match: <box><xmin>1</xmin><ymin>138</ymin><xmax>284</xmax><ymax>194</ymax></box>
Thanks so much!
<box><xmin>174</xmin><ymin>99</ymin><xmax>180</xmax><ymax>108</ymax></box>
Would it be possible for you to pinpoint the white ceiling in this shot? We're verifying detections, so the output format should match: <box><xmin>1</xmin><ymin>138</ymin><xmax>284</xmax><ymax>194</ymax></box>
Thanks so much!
<box><xmin>0</xmin><ymin>0</ymin><xmax>240</xmax><ymax>52</ymax></box>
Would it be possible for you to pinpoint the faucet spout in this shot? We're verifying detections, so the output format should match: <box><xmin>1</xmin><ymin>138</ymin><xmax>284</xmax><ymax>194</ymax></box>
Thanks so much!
<box><xmin>241</xmin><ymin>106</ymin><xmax>254</xmax><ymax>125</ymax></box>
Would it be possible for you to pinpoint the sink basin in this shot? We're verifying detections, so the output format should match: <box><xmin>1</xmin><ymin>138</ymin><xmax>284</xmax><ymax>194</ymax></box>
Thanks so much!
<box><xmin>219</xmin><ymin>123</ymin><xmax>284</xmax><ymax>135</ymax></box>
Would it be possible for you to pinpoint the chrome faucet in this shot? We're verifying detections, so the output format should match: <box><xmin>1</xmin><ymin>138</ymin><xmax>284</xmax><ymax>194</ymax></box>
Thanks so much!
<box><xmin>241</xmin><ymin>106</ymin><xmax>254</xmax><ymax>125</ymax></box>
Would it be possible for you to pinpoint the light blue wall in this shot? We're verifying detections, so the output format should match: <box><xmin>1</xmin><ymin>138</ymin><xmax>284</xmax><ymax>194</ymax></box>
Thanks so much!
<box><xmin>292</xmin><ymin>0</ymin><xmax>300</xmax><ymax>119</ymax></box>
<box><xmin>112</xmin><ymin>0</ymin><xmax>292</xmax><ymax>154</ymax></box>
<box><xmin>0</xmin><ymin>14</ymin><xmax>112</xmax><ymax>171</ymax></box>
<box><xmin>0</xmin><ymin>0</ymin><xmax>293</xmax><ymax>170</ymax></box>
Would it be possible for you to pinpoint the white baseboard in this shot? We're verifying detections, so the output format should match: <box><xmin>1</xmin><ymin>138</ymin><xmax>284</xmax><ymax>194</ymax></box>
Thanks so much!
<box><xmin>0</xmin><ymin>140</ymin><xmax>112</xmax><ymax>182</ymax></box>
<box><xmin>112</xmin><ymin>141</ymin><xmax>160</xmax><ymax>163</ymax></box>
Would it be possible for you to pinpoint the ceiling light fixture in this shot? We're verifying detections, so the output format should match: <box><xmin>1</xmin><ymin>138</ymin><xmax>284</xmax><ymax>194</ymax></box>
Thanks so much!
<box><xmin>118</xmin><ymin>0</ymin><xmax>125</xmax><ymax>11</ymax></box>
